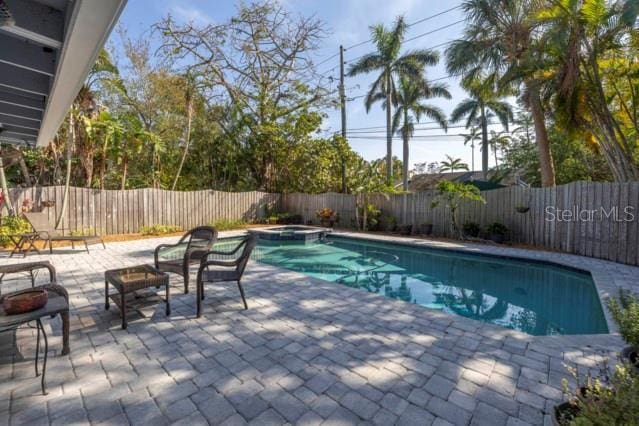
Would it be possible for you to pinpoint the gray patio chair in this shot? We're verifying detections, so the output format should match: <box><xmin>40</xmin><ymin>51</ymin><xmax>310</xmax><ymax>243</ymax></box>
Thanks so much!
<box><xmin>154</xmin><ymin>226</ymin><xmax>218</xmax><ymax>294</ymax></box>
<box><xmin>195</xmin><ymin>235</ymin><xmax>257</xmax><ymax>318</ymax></box>
<box><xmin>23</xmin><ymin>212</ymin><xmax>105</xmax><ymax>254</ymax></box>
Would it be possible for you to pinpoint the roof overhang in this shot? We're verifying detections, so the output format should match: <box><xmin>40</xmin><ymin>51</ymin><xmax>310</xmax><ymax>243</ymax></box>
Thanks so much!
<box><xmin>0</xmin><ymin>0</ymin><xmax>127</xmax><ymax>147</ymax></box>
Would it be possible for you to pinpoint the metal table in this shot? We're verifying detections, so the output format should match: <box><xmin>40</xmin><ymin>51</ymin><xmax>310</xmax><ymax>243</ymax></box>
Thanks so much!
<box><xmin>0</xmin><ymin>293</ymin><xmax>69</xmax><ymax>395</ymax></box>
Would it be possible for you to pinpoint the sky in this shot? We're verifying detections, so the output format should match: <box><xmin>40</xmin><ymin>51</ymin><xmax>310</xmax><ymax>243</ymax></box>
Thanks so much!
<box><xmin>112</xmin><ymin>0</ymin><xmax>506</xmax><ymax>172</ymax></box>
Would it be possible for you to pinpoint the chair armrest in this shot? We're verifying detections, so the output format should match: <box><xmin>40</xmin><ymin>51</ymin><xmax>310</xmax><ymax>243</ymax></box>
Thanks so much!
<box><xmin>0</xmin><ymin>261</ymin><xmax>57</xmax><ymax>283</ymax></box>
<box><xmin>154</xmin><ymin>243</ymin><xmax>178</xmax><ymax>265</ymax></box>
<box><xmin>199</xmin><ymin>259</ymin><xmax>239</xmax><ymax>269</ymax></box>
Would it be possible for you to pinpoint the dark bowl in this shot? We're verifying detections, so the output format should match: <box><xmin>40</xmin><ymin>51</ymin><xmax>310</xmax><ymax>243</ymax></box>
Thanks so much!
<box><xmin>2</xmin><ymin>289</ymin><xmax>48</xmax><ymax>315</ymax></box>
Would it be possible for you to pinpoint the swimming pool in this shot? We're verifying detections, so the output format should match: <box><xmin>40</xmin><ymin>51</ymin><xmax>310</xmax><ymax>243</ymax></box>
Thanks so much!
<box><xmin>213</xmin><ymin>236</ymin><xmax>608</xmax><ymax>336</ymax></box>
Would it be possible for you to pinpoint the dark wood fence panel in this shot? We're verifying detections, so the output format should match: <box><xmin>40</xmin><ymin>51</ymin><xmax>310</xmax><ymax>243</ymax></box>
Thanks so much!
<box><xmin>7</xmin><ymin>186</ymin><xmax>280</xmax><ymax>236</ymax></box>
<box><xmin>282</xmin><ymin>181</ymin><xmax>639</xmax><ymax>266</ymax></box>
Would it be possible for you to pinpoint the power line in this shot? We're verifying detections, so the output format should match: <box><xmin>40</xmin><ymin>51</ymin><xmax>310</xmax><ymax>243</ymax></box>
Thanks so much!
<box><xmin>343</xmin><ymin>5</ymin><xmax>462</xmax><ymax>51</ymax></box>
<box><xmin>345</xmin><ymin>122</ymin><xmax>505</xmax><ymax>134</ymax></box>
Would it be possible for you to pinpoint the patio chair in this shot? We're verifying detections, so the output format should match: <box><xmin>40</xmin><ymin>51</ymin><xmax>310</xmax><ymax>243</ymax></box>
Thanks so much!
<box><xmin>154</xmin><ymin>226</ymin><xmax>218</xmax><ymax>294</ymax></box>
<box><xmin>195</xmin><ymin>235</ymin><xmax>257</xmax><ymax>318</ymax></box>
<box><xmin>23</xmin><ymin>212</ymin><xmax>105</xmax><ymax>254</ymax></box>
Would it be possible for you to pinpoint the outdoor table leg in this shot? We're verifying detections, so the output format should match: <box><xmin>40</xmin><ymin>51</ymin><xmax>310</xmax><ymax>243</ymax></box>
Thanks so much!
<box><xmin>166</xmin><ymin>280</ymin><xmax>171</xmax><ymax>316</ymax></box>
<box><xmin>121</xmin><ymin>291</ymin><xmax>127</xmax><ymax>329</ymax></box>
<box><xmin>36</xmin><ymin>319</ymin><xmax>48</xmax><ymax>395</ymax></box>
<box><xmin>105</xmin><ymin>280</ymin><xmax>109</xmax><ymax>311</ymax></box>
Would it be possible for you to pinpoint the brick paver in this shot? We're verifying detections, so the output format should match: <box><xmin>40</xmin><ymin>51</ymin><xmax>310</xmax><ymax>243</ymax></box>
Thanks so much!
<box><xmin>0</xmin><ymin>232</ymin><xmax>630</xmax><ymax>425</ymax></box>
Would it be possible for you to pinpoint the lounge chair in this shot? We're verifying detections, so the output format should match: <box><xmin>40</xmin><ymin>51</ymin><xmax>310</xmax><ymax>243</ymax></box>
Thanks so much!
<box><xmin>195</xmin><ymin>235</ymin><xmax>257</xmax><ymax>317</ymax></box>
<box><xmin>154</xmin><ymin>226</ymin><xmax>218</xmax><ymax>294</ymax></box>
<box><xmin>23</xmin><ymin>212</ymin><xmax>105</xmax><ymax>254</ymax></box>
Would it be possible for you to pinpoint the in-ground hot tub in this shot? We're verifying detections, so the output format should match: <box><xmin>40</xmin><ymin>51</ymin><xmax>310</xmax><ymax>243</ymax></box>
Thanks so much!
<box><xmin>248</xmin><ymin>226</ymin><xmax>329</xmax><ymax>243</ymax></box>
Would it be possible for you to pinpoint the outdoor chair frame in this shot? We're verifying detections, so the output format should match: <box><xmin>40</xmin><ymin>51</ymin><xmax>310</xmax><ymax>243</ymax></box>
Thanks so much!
<box><xmin>22</xmin><ymin>212</ymin><xmax>105</xmax><ymax>254</ymax></box>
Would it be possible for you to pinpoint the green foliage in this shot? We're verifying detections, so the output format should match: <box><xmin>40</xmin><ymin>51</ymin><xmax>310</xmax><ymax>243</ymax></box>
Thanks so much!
<box><xmin>431</xmin><ymin>181</ymin><xmax>485</xmax><ymax>238</ymax></box>
<box><xmin>484</xmin><ymin>222</ymin><xmax>508</xmax><ymax>237</ymax></box>
<box><xmin>265</xmin><ymin>212</ymin><xmax>303</xmax><ymax>225</ymax></box>
<box><xmin>357</xmin><ymin>203</ymin><xmax>381</xmax><ymax>230</ymax></box>
<box><xmin>607</xmin><ymin>289</ymin><xmax>639</xmax><ymax>349</ymax></box>
<box><xmin>211</xmin><ymin>219</ymin><xmax>248</xmax><ymax>231</ymax></box>
<box><xmin>70</xmin><ymin>227</ymin><xmax>97</xmax><ymax>237</ymax></box>
<box><xmin>559</xmin><ymin>363</ymin><xmax>639</xmax><ymax>425</ymax></box>
<box><xmin>462</xmin><ymin>222</ymin><xmax>481</xmax><ymax>238</ymax></box>
<box><xmin>139</xmin><ymin>224</ymin><xmax>182</xmax><ymax>236</ymax></box>
<box><xmin>0</xmin><ymin>217</ymin><xmax>32</xmax><ymax>246</ymax></box>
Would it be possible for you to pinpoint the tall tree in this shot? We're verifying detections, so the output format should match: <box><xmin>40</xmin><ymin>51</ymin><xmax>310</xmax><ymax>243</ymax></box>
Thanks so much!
<box><xmin>446</xmin><ymin>0</ymin><xmax>557</xmax><ymax>187</ymax></box>
<box><xmin>450</xmin><ymin>78</ymin><xmax>513</xmax><ymax>179</ymax></box>
<box><xmin>461</xmin><ymin>126</ymin><xmax>481</xmax><ymax>172</ymax></box>
<box><xmin>347</xmin><ymin>16</ymin><xmax>439</xmax><ymax>184</ymax></box>
<box><xmin>392</xmin><ymin>76</ymin><xmax>450</xmax><ymax>190</ymax></box>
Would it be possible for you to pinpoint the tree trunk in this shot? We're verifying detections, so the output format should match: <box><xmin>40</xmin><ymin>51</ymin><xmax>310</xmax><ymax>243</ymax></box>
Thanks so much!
<box><xmin>0</xmin><ymin>153</ymin><xmax>14</xmax><ymax>215</ymax></box>
<box><xmin>56</xmin><ymin>113</ymin><xmax>74</xmax><ymax>229</ymax></box>
<box><xmin>172</xmin><ymin>87</ymin><xmax>194</xmax><ymax>190</ymax></box>
<box><xmin>402</xmin><ymin>113</ymin><xmax>409</xmax><ymax>191</ymax></box>
<box><xmin>385</xmin><ymin>72</ymin><xmax>393</xmax><ymax>185</ymax></box>
<box><xmin>471</xmin><ymin>142</ymin><xmax>475</xmax><ymax>172</ymax></box>
<box><xmin>17</xmin><ymin>150</ymin><xmax>32</xmax><ymax>186</ymax></box>
<box><xmin>480</xmin><ymin>105</ymin><xmax>488</xmax><ymax>179</ymax></box>
<box><xmin>528</xmin><ymin>83</ymin><xmax>556</xmax><ymax>187</ymax></box>
<box><xmin>120</xmin><ymin>154</ymin><xmax>128</xmax><ymax>190</ymax></box>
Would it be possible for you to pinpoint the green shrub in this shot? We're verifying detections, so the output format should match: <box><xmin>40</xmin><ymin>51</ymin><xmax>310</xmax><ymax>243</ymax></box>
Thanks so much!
<box><xmin>264</xmin><ymin>212</ymin><xmax>302</xmax><ymax>225</ymax></box>
<box><xmin>139</xmin><ymin>224</ymin><xmax>183</xmax><ymax>236</ymax></box>
<box><xmin>559</xmin><ymin>364</ymin><xmax>639</xmax><ymax>425</ymax></box>
<box><xmin>607</xmin><ymin>289</ymin><xmax>639</xmax><ymax>350</ymax></box>
<box><xmin>0</xmin><ymin>216</ymin><xmax>32</xmax><ymax>246</ymax></box>
<box><xmin>462</xmin><ymin>222</ymin><xmax>481</xmax><ymax>238</ymax></box>
<box><xmin>70</xmin><ymin>227</ymin><xmax>97</xmax><ymax>237</ymax></box>
<box><xmin>211</xmin><ymin>219</ymin><xmax>248</xmax><ymax>231</ymax></box>
<box><xmin>484</xmin><ymin>222</ymin><xmax>508</xmax><ymax>236</ymax></box>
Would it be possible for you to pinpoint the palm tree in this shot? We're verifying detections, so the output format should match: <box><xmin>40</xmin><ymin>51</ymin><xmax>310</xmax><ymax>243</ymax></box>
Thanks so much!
<box><xmin>450</xmin><ymin>78</ymin><xmax>513</xmax><ymax>179</ymax></box>
<box><xmin>445</xmin><ymin>0</ymin><xmax>556</xmax><ymax>186</ymax></box>
<box><xmin>461</xmin><ymin>126</ymin><xmax>481</xmax><ymax>172</ymax></box>
<box><xmin>439</xmin><ymin>155</ymin><xmax>469</xmax><ymax>174</ymax></box>
<box><xmin>347</xmin><ymin>16</ymin><xmax>439</xmax><ymax>184</ymax></box>
<box><xmin>392</xmin><ymin>76</ymin><xmax>451</xmax><ymax>190</ymax></box>
<box><xmin>488</xmin><ymin>130</ymin><xmax>511</xmax><ymax>169</ymax></box>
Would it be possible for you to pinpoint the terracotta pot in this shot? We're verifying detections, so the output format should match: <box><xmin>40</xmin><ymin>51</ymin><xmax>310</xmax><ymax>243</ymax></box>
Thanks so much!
<box><xmin>2</xmin><ymin>289</ymin><xmax>48</xmax><ymax>315</ymax></box>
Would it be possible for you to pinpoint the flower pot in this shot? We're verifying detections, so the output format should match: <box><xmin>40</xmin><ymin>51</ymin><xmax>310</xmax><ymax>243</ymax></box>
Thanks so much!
<box><xmin>419</xmin><ymin>224</ymin><xmax>433</xmax><ymax>235</ymax></box>
<box><xmin>621</xmin><ymin>346</ymin><xmax>639</xmax><ymax>371</ymax></box>
<box><xmin>516</xmin><ymin>206</ymin><xmax>530</xmax><ymax>214</ymax></box>
<box><xmin>397</xmin><ymin>224</ymin><xmax>413</xmax><ymax>236</ymax></box>
<box><xmin>553</xmin><ymin>401</ymin><xmax>580</xmax><ymax>426</ymax></box>
<box><xmin>320</xmin><ymin>219</ymin><xmax>334</xmax><ymax>228</ymax></box>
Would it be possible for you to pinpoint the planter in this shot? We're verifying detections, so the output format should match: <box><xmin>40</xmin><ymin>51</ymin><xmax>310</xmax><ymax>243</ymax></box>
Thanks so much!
<box><xmin>621</xmin><ymin>346</ymin><xmax>639</xmax><ymax>371</ymax></box>
<box><xmin>2</xmin><ymin>289</ymin><xmax>48</xmax><ymax>315</ymax></box>
<box><xmin>553</xmin><ymin>401</ymin><xmax>580</xmax><ymax>426</ymax></box>
<box><xmin>516</xmin><ymin>206</ymin><xmax>530</xmax><ymax>214</ymax></box>
<box><xmin>419</xmin><ymin>223</ymin><xmax>433</xmax><ymax>235</ymax></box>
<box><xmin>319</xmin><ymin>219</ymin><xmax>334</xmax><ymax>228</ymax></box>
<box><xmin>397</xmin><ymin>224</ymin><xmax>412</xmax><ymax>236</ymax></box>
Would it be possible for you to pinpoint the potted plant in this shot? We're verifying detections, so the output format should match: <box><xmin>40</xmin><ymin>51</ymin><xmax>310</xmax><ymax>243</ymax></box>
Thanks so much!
<box><xmin>607</xmin><ymin>289</ymin><xmax>639</xmax><ymax>371</ymax></box>
<box><xmin>462</xmin><ymin>222</ymin><xmax>481</xmax><ymax>238</ymax></box>
<box><xmin>316</xmin><ymin>208</ymin><xmax>337</xmax><ymax>228</ymax></box>
<box><xmin>515</xmin><ymin>205</ymin><xmax>530</xmax><ymax>213</ymax></box>
<box><xmin>419</xmin><ymin>223</ymin><xmax>433</xmax><ymax>235</ymax></box>
<box><xmin>484</xmin><ymin>222</ymin><xmax>508</xmax><ymax>243</ymax></box>
<box><xmin>553</xmin><ymin>361</ymin><xmax>638</xmax><ymax>425</ymax></box>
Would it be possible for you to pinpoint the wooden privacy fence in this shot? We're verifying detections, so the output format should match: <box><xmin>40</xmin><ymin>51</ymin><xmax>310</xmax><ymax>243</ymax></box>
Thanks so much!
<box><xmin>6</xmin><ymin>186</ymin><xmax>280</xmax><ymax>235</ymax></box>
<box><xmin>282</xmin><ymin>181</ymin><xmax>639</xmax><ymax>266</ymax></box>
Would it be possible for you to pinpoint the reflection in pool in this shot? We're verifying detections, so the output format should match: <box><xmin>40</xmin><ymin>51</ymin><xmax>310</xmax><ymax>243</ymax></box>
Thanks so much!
<box><xmin>213</xmin><ymin>236</ymin><xmax>608</xmax><ymax>336</ymax></box>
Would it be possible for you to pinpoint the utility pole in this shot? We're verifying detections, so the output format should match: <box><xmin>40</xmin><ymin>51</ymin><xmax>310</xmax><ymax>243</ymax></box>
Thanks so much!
<box><xmin>339</xmin><ymin>45</ymin><xmax>347</xmax><ymax>194</ymax></box>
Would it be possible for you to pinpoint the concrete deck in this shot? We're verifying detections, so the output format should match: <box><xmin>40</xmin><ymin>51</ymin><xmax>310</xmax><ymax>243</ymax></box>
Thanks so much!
<box><xmin>1</xmin><ymin>232</ymin><xmax>634</xmax><ymax>425</ymax></box>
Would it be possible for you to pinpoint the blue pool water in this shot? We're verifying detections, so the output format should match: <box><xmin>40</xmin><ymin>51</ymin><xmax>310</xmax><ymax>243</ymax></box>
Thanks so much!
<box><xmin>214</xmin><ymin>236</ymin><xmax>608</xmax><ymax>336</ymax></box>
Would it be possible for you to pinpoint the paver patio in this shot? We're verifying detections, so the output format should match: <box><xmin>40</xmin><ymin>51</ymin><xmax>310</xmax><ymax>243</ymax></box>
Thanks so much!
<box><xmin>0</xmin><ymin>232</ymin><xmax>632</xmax><ymax>426</ymax></box>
